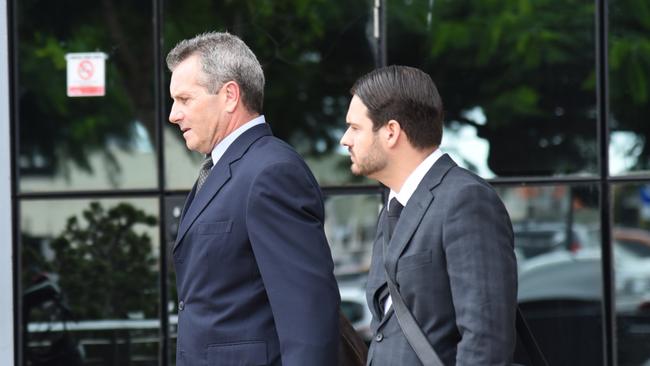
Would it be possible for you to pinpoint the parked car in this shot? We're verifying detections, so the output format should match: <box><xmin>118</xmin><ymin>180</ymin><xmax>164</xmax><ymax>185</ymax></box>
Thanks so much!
<box><xmin>613</xmin><ymin>227</ymin><xmax>650</xmax><ymax>258</ymax></box>
<box><xmin>513</xmin><ymin>221</ymin><xmax>598</xmax><ymax>261</ymax></box>
<box><xmin>517</xmin><ymin>247</ymin><xmax>650</xmax><ymax>365</ymax></box>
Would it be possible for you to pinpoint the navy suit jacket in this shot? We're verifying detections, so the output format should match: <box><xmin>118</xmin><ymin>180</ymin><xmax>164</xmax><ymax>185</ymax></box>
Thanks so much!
<box><xmin>366</xmin><ymin>154</ymin><xmax>517</xmax><ymax>365</ymax></box>
<box><xmin>173</xmin><ymin>123</ymin><xmax>340</xmax><ymax>366</ymax></box>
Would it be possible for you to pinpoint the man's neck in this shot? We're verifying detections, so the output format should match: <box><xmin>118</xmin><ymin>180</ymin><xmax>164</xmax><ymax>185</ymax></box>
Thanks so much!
<box><xmin>225</xmin><ymin>111</ymin><xmax>260</xmax><ymax>135</ymax></box>
<box><xmin>378</xmin><ymin>146</ymin><xmax>437</xmax><ymax>193</ymax></box>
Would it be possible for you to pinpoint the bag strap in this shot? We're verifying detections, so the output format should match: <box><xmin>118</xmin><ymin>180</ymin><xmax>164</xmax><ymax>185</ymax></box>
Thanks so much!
<box><xmin>516</xmin><ymin>307</ymin><xmax>549</xmax><ymax>366</ymax></box>
<box><xmin>384</xmin><ymin>268</ymin><xmax>444</xmax><ymax>366</ymax></box>
<box><xmin>339</xmin><ymin>310</ymin><xmax>368</xmax><ymax>366</ymax></box>
<box><xmin>385</xmin><ymin>266</ymin><xmax>548</xmax><ymax>366</ymax></box>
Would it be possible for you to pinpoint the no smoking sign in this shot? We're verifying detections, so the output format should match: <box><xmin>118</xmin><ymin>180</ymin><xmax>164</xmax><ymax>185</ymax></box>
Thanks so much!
<box><xmin>65</xmin><ymin>52</ymin><xmax>107</xmax><ymax>97</ymax></box>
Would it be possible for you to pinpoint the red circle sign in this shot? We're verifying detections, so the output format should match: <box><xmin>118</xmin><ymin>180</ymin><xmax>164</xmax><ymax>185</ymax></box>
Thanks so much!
<box><xmin>77</xmin><ymin>60</ymin><xmax>94</xmax><ymax>80</ymax></box>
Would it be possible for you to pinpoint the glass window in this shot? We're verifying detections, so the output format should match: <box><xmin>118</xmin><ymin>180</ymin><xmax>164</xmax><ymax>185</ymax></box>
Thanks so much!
<box><xmin>21</xmin><ymin>198</ymin><xmax>160</xmax><ymax>365</ymax></box>
<box><xmin>609</xmin><ymin>1</ymin><xmax>650</xmax><ymax>176</ymax></box>
<box><xmin>496</xmin><ymin>184</ymin><xmax>603</xmax><ymax>365</ymax></box>
<box><xmin>387</xmin><ymin>1</ymin><xmax>597</xmax><ymax>178</ymax></box>
<box><xmin>325</xmin><ymin>193</ymin><xmax>383</xmax><ymax>275</ymax></box>
<box><xmin>16</xmin><ymin>1</ymin><xmax>641</xmax><ymax>365</ymax></box>
<box><xmin>327</xmin><ymin>192</ymin><xmax>382</xmax><ymax>344</ymax></box>
<box><xmin>16</xmin><ymin>0</ymin><xmax>158</xmax><ymax>192</ymax></box>
<box><xmin>163</xmin><ymin>0</ymin><xmax>377</xmax><ymax>189</ymax></box>
<box><xmin>611</xmin><ymin>183</ymin><xmax>650</xmax><ymax>365</ymax></box>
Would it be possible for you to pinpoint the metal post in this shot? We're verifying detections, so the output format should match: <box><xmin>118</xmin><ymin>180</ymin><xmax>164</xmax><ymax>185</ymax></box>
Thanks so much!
<box><xmin>152</xmin><ymin>0</ymin><xmax>169</xmax><ymax>364</ymax></box>
<box><xmin>595</xmin><ymin>0</ymin><xmax>615</xmax><ymax>364</ymax></box>
<box><xmin>0</xmin><ymin>0</ymin><xmax>16</xmax><ymax>364</ymax></box>
<box><xmin>373</xmin><ymin>0</ymin><xmax>387</xmax><ymax>68</ymax></box>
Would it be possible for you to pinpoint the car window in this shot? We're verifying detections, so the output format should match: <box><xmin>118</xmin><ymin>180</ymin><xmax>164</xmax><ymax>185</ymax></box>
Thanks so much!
<box><xmin>616</xmin><ymin>240</ymin><xmax>650</xmax><ymax>258</ymax></box>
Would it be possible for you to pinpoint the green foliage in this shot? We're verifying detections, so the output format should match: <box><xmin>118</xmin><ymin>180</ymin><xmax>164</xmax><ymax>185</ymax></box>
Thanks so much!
<box><xmin>608</xmin><ymin>0</ymin><xmax>650</xmax><ymax>169</ymax></box>
<box><xmin>16</xmin><ymin>0</ymin><xmax>650</xmax><ymax>178</ymax></box>
<box><xmin>387</xmin><ymin>0</ymin><xmax>600</xmax><ymax>175</ymax></box>
<box><xmin>18</xmin><ymin>0</ymin><xmax>155</xmax><ymax>178</ymax></box>
<box><xmin>163</xmin><ymin>0</ymin><xmax>375</xmax><ymax>161</ymax></box>
<box><xmin>48</xmin><ymin>202</ymin><xmax>158</xmax><ymax>320</ymax></box>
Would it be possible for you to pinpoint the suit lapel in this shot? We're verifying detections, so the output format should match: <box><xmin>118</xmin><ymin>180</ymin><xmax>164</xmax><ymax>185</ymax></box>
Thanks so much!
<box><xmin>376</xmin><ymin>194</ymin><xmax>436</xmax><ymax>330</ymax></box>
<box><xmin>383</xmin><ymin>190</ymin><xmax>435</xmax><ymax>276</ymax></box>
<box><xmin>374</xmin><ymin>154</ymin><xmax>457</xmax><ymax>330</ymax></box>
<box><xmin>369</xmin><ymin>208</ymin><xmax>388</xmax><ymax>320</ymax></box>
<box><xmin>172</xmin><ymin>124</ymin><xmax>272</xmax><ymax>252</ymax></box>
<box><xmin>384</xmin><ymin>154</ymin><xmax>456</xmax><ymax>277</ymax></box>
<box><xmin>179</xmin><ymin>185</ymin><xmax>198</xmax><ymax>225</ymax></box>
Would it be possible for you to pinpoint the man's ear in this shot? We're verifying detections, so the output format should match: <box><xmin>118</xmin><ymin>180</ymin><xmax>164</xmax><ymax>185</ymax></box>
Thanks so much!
<box><xmin>384</xmin><ymin>120</ymin><xmax>402</xmax><ymax>148</ymax></box>
<box><xmin>223</xmin><ymin>81</ymin><xmax>240</xmax><ymax>113</ymax></box>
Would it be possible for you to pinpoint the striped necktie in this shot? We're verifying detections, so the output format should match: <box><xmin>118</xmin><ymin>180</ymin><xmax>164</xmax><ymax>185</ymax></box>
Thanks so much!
<box><xmin>195</xmin><ymin>156</ymin><xmax>213</xmax><ymax>192</ymax></box>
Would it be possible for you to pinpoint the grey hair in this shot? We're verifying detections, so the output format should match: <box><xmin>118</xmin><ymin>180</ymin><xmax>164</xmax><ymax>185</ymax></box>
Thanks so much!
<box><xmin>166</xmin><ymin>31</ymin><xmax>265</xmax><ymax>113</ymax></box>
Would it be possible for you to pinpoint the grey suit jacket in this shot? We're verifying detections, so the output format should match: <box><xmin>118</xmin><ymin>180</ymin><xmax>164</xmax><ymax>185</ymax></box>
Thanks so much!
<box><xmin>365</xmin><ymin>154</ymin><xmax>517</xmax><ymax>366</ymax></box>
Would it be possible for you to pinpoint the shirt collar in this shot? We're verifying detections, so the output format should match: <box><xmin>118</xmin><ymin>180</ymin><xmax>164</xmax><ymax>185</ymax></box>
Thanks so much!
<box><xmin>388</xmin><ymin>148</ymin><xmax>443</xmax><ymax>210</ymax></box>
<box><xmin>210</xmin><ymin>115</ymin><xmax>266</xmax><ymax>166</ymax></box>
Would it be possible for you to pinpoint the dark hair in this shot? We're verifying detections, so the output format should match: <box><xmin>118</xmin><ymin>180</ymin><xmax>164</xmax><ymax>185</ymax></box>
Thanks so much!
<box><xmin>351</xmin><ymin>65</ymin><xmax>443</xmax><ymax>149</ymax></box>
<box><xmin>166</xmin><ymin>31</ymin><xmax>265</xmax><ymax>113</ymax></box>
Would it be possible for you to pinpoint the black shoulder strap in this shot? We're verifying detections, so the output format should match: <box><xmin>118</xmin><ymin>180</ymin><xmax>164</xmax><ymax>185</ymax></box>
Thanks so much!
<box><xmin>384</xmin><ymin>265</ymin><xmax>549</xmax><ymax>366</ymax></box>
<box><xmin>384</xmin><ymin>268</ymin><xmax>444</xmax><ymax>366</ymax></box>
<box><xmin>515</xmin><ymin>307</ymin><xmax>549</xmax><ymax>366</ymax></box>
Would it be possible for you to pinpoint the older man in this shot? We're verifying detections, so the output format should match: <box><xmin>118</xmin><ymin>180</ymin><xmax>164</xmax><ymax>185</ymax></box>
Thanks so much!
<box><xmin>168</xmin><ymin>32</ymin><xmax>339</xmax><ymax>366</ymax></box>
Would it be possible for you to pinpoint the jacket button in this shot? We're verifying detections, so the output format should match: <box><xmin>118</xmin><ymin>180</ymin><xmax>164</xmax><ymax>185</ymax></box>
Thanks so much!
<box><xmin>178</xmin><ymin>300</ymin><xmax>185</xmax><ymax>311</ymax></box>
<box><xmin>375</xmin><ymin>333</ymin><xmax>384</xmax><ymax>342</ymax></box>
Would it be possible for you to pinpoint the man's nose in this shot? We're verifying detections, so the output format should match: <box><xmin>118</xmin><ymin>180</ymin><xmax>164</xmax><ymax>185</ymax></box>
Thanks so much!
<box><xmin>169</xmin><ymin>107</ymin><xmax>183</xmax><ymax>124</ymax></box>
<box><xmin>340</xmin><ymin>129</ymin><xmax>351</xmax><ymax>147</ymax></box>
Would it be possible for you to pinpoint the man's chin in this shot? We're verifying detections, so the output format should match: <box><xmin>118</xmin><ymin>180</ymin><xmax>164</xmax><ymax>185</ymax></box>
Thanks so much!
<box><xmin>350</xmin><ymin>165</ymin><xmax>364</xmax><ymax>177</ymax></box>
<box><xmin>185</xmin><ymin>140</ymin><xmax>201</xmax><ymax>153</ymax></box>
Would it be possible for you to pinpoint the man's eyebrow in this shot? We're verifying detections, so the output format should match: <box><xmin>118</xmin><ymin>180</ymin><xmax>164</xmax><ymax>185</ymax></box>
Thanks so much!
<box><xmin>171</xmin><ymin>91</ymin><xmax>190</xmax><ymax>99</ymax></box>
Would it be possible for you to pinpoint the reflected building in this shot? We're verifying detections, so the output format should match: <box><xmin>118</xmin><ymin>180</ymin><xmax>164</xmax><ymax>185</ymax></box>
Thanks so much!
<box><xmin>1</xmin><ymin>0</ymin><xmax>649</xmax><ymax>365</ymax></box>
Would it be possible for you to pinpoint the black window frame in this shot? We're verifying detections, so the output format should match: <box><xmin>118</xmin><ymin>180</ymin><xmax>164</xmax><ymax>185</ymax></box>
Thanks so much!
<box><xmin>9</xmin><ymin>0</ymin><xmax>643</xmax><ymax>365</ymax></box>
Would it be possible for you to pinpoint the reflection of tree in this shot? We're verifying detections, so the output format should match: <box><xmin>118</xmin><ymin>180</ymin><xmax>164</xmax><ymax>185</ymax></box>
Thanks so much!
<box><xmin>19</xmin><ymin>0</ymin><xmax>649</xmax><ymax>179</ymax></box>
<box><xmin>164</xmin><ymin>0</ymin><xmax>375</xmax><ymax>158</ymax></box>
<box><xmin>18</xmin><ymin>0</ymin><xmax>155</xmax><ymax>179</ymax></box>
<box><xmin>20</xmin><ymin>0</ymin><xmax>375</xmax><ymax>182</ymax></box>
<box><xmin>47</xmin><ymin>202</ymin><xmax>158</xmax><ymax>320</ymax></box>
<box><xmin>609</xmin><ymin>0</ymin><xmax>650</xmax><ymax>170</ymax></box>
<box><xmin>388</xmin><ymin>0</ymin><xmax>600</xmax><ymax>176</ymax></box>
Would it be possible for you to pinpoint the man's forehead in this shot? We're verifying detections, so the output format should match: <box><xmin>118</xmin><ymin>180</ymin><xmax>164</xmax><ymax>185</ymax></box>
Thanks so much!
<box><xmin>348</xmin><ymin>95</ymin><xmax>369</xmax><ymax>114</ymax></box>
<box><xmin>171</xmin><ymin>56</ymin><xmax>201</xmax><ymax>79</ymax></box>
<box><xmin>170</xmin><ymin>61</ymin><xmax>203</xmax><ymax>94</ymax></box>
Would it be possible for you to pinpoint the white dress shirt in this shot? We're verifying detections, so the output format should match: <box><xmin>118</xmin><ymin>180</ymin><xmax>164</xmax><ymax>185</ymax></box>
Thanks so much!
<box><xmin>209</xmin><ymin>115</ymin><xmax>266</xmax><ymax>166</ymax></box>
<box><xmin>383</xmin><ymin>148</ymin><xmax>444</xmax><ymax>314</ymax></box>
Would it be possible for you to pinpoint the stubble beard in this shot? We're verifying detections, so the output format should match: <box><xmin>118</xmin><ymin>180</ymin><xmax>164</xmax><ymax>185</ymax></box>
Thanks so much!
<box><xmin>350</xmin><ymin>138</ymin><xmax>387</xmax><ymax>178</ymax></box>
